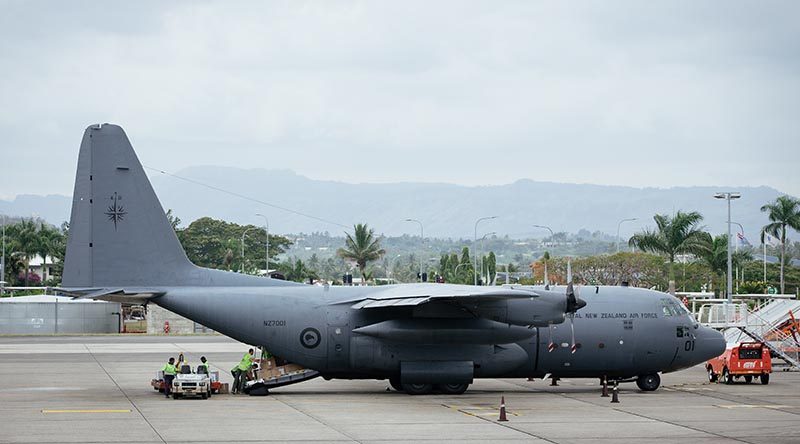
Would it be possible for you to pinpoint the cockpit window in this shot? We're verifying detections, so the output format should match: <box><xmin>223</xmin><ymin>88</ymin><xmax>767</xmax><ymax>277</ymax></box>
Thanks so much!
<box><xmin>661</xmin><ymin>298</ymin><xmax>689</xmax><ymax>317</ymax></box>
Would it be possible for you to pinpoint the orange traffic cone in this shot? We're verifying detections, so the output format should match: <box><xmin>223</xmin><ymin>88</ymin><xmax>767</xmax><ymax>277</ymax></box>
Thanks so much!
<box><xmin>498</xmin><ymin>396</ymin><xmax>508</xmax><ymax>422</ymax></box>
<box><xmin>611</xmin><ymin>383</ymin><xmax>620</xmax><ymax>403</ymax></box>
<box><xmin>601</xmin><ymin>377</ymin><xmax>609</xmax><ymax>397</ymax></box>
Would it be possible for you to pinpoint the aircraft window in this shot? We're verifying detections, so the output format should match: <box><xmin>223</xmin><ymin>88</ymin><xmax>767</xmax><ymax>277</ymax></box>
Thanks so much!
<box><xmin>660</xmin><ymin>299</ymin><xmax>673</xmax><ymax>317</ymax></box>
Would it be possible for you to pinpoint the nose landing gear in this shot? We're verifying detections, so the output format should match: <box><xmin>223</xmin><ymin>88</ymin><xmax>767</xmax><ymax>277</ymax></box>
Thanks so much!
<box><xmin>636</xmin><ymin>373</ymin><xmax>661</xmax><ymax>391</ymax></box>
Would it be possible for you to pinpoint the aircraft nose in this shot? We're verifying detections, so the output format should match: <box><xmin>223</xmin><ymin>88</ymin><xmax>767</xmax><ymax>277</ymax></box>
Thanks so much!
<box><xmin>697</xmin><ymin>327</ymin><xmax>726</xmax><ymax>361</ymax></box>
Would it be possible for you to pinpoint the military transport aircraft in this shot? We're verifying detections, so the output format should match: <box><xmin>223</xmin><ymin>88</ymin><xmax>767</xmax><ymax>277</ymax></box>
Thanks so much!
<box><xmin>59</xmin><ymin>124</ymin><xmax>725</xmax><ymax>395</ymax></box>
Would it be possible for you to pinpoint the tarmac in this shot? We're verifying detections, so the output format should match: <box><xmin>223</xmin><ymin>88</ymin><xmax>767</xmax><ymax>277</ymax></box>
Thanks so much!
<box><xmin>0</xmin><ymin>335</ymin><xmax>798</xmax><ymax>444</ymax></box>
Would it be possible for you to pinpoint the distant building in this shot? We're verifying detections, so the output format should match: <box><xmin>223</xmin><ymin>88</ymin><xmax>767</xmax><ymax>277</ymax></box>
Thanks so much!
<box><xmin>28</xmin><ymin>255</ymin><xmax>59</xmax><ymax>281</ymax></box>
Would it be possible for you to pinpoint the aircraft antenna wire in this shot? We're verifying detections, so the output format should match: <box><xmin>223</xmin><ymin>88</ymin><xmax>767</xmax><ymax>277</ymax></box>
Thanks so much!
<box><xmin>143</xmin><ymin>165</ymin><xmax>351</xmax><ymax>229</ymax></box>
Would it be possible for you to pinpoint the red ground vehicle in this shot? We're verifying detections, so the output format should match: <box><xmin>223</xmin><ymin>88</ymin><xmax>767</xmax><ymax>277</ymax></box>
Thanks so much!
<box><xmin>706</xmin><ymin>342</ymin><xmax>771</xmax><ymax>385</ymax></box>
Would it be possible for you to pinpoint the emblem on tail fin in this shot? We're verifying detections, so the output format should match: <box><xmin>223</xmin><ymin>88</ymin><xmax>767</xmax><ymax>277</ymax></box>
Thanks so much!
<box><xmin>104</xmin><ymin>192</ymin><xmax>127</xmax><ymax>230</ymax></box>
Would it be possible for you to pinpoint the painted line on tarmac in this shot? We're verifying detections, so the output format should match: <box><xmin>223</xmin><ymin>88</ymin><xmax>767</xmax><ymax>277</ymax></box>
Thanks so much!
<box><xmin>82</xmin><ymin>343</ymin><xmax>168</xmax><ymax>444</ymax></box>
<box><xmin>42</xmin><ymin>409</ymin><xmax>131</xmax><ymax>414</ymax></box>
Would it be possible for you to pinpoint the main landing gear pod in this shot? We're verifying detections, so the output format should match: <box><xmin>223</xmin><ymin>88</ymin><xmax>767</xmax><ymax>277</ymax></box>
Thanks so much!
<box><xmin>396</xmin><ymin>361</ymin><xmax>473</xmax><ymax>395</ymax></box>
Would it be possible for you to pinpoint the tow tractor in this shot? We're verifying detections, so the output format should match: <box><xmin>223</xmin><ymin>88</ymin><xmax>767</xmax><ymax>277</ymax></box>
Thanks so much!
<box><xmin>151</xmin><ymin>364</ymin><xmax>221</xmax><ymax>398</ymax></box>
<box><xmin>707</xmin><ymin>341</ymin><xmax>771</xmax><ymax>385</ymax></box>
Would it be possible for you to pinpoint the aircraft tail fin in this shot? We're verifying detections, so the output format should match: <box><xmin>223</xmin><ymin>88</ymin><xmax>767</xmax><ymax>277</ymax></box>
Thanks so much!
<box><xmin>62</xmin><ymin>124</ymin><xmax>195</xmax><ymax>287</ymax></box>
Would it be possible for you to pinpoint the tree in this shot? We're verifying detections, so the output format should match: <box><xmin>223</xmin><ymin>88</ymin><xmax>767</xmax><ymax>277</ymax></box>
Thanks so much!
<box><xmin>177</xmin><ymin>217</ymin><xmax>292</xmax><ymax>272</ymax></box>
<box><xmin>337</xmin><ymin>223</ymin><xmax>385</xmax><ymax>284</ymax></box>
<box><xmin>34</xmin><ymin>222</ymin><xmax>63</xmax><ymax>283</ymax></box>
<box><xmin>760</xmin><ymin>195</ymin><xmax>800</xmax><ymax>294</ymax></box>
<box><xmin>628</xmin><ymin>211</ymin><xmax>711</xmax><ymax>285</ymax></box>
<box><xmin>698</xmin><ymin>234</ymin><xmax>752</xmax><ymax>296</ymax></box>
<box><xmin>166</xmin><ymin>209</ymin><xmax>181</xmax><ymax>231</ymax></box>
<box><xmin>8</xmin><ymin>220</ymin><xmax>39</xmax><ymax>286</ymax></box>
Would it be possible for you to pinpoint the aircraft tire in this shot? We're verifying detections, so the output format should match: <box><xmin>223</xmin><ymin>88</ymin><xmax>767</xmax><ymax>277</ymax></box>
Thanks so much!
<box><xmin>389</xmin><ymin>377</ymin><xmax>403</xmax><ymax>392</ymax></box>
<box><xmin>635</xmin><ymin>373</ymin><xmax>660</xmax><ymax>391</ymax></box>
<box><xmin>436</xmin><ymin>383</ymin><xmax>469</xmax><ymax>395</ymax></box>
<box><xmin>402</xmin><ymin>383</ymin><xmax>433</xmax><ymax>395</ymax></box>
<box><xmin>744</xmin><ymin>375</ymin><xmax>753</xmax><ymax>384</ymax></box>
<box><xmin>760</xmin><ymin>374</ymin><xmax>769</xmax><ymax>385</ymax></box>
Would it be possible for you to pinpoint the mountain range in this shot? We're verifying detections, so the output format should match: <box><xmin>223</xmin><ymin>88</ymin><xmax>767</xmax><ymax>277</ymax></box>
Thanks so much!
<box><xmin>1</xmin><ymin>166</ymin><xmax>794</xmax><ymax>241</ymax></box>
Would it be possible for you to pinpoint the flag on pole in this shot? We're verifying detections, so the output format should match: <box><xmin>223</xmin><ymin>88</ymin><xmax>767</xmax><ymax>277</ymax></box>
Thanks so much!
<box><xmin>737</xmin><ymin>232</ymin><xmax>752</xmax><ymax>247</ymax></box>
<box><xmin>763</xmin><ymin>232</ymin><xmax>781</xmax><ymax>247</ymax></box>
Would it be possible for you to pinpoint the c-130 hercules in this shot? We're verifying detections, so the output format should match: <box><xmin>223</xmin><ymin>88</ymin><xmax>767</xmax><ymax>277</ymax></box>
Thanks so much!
<box><xmin>60</xmin><ymin>124</ymin><xmax>725</xmax><ymax>395</ymax></box>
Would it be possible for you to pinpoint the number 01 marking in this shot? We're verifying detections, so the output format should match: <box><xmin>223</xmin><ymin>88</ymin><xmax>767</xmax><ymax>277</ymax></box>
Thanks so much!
<box><xmin>684</xmin><ymin>340</ymin><xmax>695</xmax><ymax>351</ymax></box>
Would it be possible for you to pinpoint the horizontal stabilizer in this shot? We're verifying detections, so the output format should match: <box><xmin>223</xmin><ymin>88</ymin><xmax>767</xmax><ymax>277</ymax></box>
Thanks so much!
<box><xmin>55</xmin><ymin>287</ymin><xmax>164</xmax><ymax>303</ymax></box>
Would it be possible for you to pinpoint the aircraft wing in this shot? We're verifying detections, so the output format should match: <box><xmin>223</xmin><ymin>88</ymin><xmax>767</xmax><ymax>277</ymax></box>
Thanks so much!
<box><xmin>335</xmin><ymin>285</ymin><xmax>538</xmax><ymax>310</ymax></box>
<box><xmin>54</xmin><ymin>287</ymin><xmax>165</xmax><ymax>304</ymax></box>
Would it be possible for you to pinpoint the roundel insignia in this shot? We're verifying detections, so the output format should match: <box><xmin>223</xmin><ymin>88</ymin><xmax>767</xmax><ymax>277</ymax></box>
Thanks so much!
<box><xmin>300</xmin><ymin>327</ymin><xmax>321</xmax><ymax>349</ymax></box>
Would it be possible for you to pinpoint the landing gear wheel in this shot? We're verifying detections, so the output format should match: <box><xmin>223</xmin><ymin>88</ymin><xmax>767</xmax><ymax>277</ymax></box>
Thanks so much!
<box><xmin>744</xmin><ymin>375</ymin><xmax>753</xmax><ymax>384</ymax></box>
<box><xmin>389</xmin><ymin>377</ymin><xmax>403</xmax><ymax>392</ymax></box>
<box><xmin>760</xmin><ymin>374</ymin><xmax>770</xmax><ymax>385</ymax></box>
<box><xmin>635</xmin><ymin>373</ymin><xmax>661</xmax><ymax>391</ymax></box>
<box><xmin>707</xmin><ymin>367</ymin><xmax>717</xmax><ymax>383</ymax></box>
<box><xmin>436</xmin><ymin>383</ymin><xmax>469</xmax><ymax>395</ymax></box>
<box><xmin>402</xmin><ymin>383</ymin><xmax>433</xmax><ymax>395</ymax></box>
<box><xmin>722</xmin><ymin>368</ymin><xmax>733</xmax><ymax>385</ymax></box>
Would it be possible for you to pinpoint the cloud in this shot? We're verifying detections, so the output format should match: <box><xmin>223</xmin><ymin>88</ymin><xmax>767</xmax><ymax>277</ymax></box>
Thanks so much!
<box><xmin>0</xmin><ymin>1</ymin><xmax>798</xmax><ymax>200</ymax></box>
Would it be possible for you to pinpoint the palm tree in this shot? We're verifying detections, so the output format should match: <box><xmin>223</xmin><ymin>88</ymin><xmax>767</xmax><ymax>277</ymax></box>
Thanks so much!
<box><xmin>35</xmin><ymin>222</ymin><xmax>60</xmax><ymax>283</ymax></box>
<box><xmin>337</xmin><ymin>223</ymin><xmax>385</xmax><ymax>285</ymax></box>
<box><xmin>699</xmin><ymin>234</ymin><xmax>752</xmax><ymax>295</ymax></box>
<box><xmin>628</xmin><ymin>211</ymin><xmax>711</xmax><ymax>286</ymax></box>
<box><xmin>9</xmin><ymin>220</ymin><xmax>39</xmax><ymax>286</ymax></box>
<box><xmin>760</xmin><ymin>195</ymin><xmax>800</xmax><ymax>294</ymax></box>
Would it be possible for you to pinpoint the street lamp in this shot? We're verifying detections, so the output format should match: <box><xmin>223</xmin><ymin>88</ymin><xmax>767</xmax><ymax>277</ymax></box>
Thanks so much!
<box><xmin>255</xmin><ymin>214</ymin><xmax>269</xmax><ymax>277</ymax></box>
<box><xmin>532</xmin><ymin>224</ymin><xmax>554</xmax><ymax>286</ymax></box>
<box><xmin>240</xmin><ymin>226</ymin><xmax>256</xmax><ymax>273</ymax></box>
<box><xmin>404</xmin><ymin>219</ymin><xmax>424</xmax><ymax>282</ymax></box>
<box><xmin>730</xmin><ymin>221</ymin><xmax>745</xmax><ymax>291</ymax></box>
<box><xmin>474</xmin><ymin>216</ymin><xmax>498</xmax><ymax>285</ymax></box>
<box><xmin>616</xmin><ymin>218</ymin><xmax>638</xmax><ymax>253</ymax></box>
<box><xmin>714</xmin><ymin>192</ymin><xmax>741</xmax><ymax>304</ymax></box>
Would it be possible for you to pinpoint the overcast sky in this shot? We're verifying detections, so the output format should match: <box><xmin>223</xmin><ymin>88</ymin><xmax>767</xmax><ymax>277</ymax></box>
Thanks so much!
<box><xmin>1</xmin><ymin>1</ymin><xmax>798</xmax><ymax>200</ymax></box>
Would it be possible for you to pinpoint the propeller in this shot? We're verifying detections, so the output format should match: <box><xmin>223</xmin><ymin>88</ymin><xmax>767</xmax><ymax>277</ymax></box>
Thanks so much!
<box><xmin>564</xmin><ymin>261</ymin><xmax>586</xmax><ymax>354</ymax></box>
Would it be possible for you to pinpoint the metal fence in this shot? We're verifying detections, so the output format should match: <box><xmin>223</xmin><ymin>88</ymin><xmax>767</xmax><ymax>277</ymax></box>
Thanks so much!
<box><xmin>0</xmin><ymin>300</ymin><xmax>121</xmax><ymax>334</ymax></box>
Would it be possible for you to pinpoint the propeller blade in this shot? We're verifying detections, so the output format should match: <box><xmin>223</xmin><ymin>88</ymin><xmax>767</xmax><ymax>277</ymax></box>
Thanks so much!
<box><xmin>569</xmin><ymin>315</ymin><xmax>577</xmax><ymax>353</ymax></box>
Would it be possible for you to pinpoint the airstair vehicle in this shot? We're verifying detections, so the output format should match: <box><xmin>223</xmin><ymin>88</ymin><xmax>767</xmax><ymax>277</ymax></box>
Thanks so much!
<box><xmin>697</xmin><ymin>298</ymin><xmax>800</xmax><ymax>371</ymax></box>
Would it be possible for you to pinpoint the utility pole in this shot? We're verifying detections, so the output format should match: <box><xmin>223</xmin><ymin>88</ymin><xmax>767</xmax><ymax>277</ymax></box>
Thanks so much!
<box><xmin>533</xmin><ymin>225</ymin><xmax>554</xmax><ymax>286</ymax></box>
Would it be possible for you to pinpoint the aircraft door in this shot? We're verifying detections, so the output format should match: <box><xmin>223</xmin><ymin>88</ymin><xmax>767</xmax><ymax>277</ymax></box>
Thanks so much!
<box><xmin>326</xmin><ymin>310</ymin><xmax>350</xmax><ymax>371</ymax></box>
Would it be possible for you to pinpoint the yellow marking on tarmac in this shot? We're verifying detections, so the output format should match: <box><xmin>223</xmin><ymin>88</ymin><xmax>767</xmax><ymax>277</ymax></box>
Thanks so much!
<box><xmin>42</xmin><ymin>409</ymin><xmax>131</xmax><ymax>414</ymax></box>
<box><xmin>716</xmin><ymin>404</ymin><xmax>792</xmax><ymax>409</ymax></box>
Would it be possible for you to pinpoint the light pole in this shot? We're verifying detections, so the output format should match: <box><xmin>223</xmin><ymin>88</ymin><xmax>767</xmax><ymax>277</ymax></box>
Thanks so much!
<box><xmin>404</xmin><ymin>219</ymin><xmax>424</xmax><ymax>282</ymax></box>
<box><xmin>731</xmin><ymin>221</ymin><xmax>745</xmax><ymax>290</ymax></box>
<box><xmin>240</xmin><ymin>226</ymin><xmax>256</xmax><ymax>273</ymax></box>
<box><xmin>616</xmin><ymin>218</ymin><xmax>638</xmax><ymax>253</ymax></box>
<box><xmin>474</xmin><ymin>216</ymin><xmax>498</xmax><ymax>285</ymax></box>
<box><xmin>532</xmin><ymin>224</ymin><xmax>554</xmax><ymax>286</ymax></box>
<box><xmin>714</xmin><ymin>192</ymin><xmax>741</xmax><ymax>304</ymax></box>
<box><xmin>255</xmin><ymin>214</ymin><xmax>270</xmax><ymax>277</ymax></box>
<box><xmin>479</xmin><ymin>231</ymin><xmax>496</xmax><ymax>285</ymax></box>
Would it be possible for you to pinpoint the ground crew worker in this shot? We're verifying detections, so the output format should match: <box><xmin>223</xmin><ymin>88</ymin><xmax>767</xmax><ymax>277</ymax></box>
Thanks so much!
<box><xmin>233</xmin><ymin>348</ymin><xmax>255</xmax><ymax>394</ymax></box>
<box><xmin>161</xmin><ymin>357</ymin><xmax>177</xmax><ymax>398</ymax></box>
<box><xmin>198</xmin><ymin>356</ymin><xmax>209</xmax><ymax>373</ymax></box>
